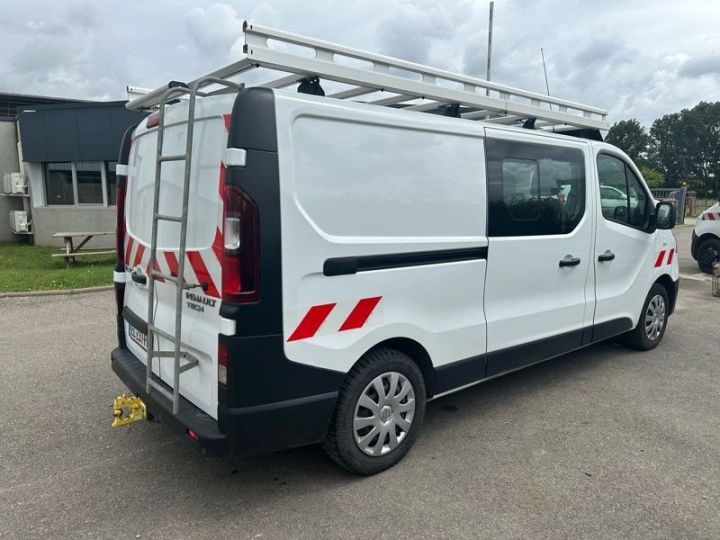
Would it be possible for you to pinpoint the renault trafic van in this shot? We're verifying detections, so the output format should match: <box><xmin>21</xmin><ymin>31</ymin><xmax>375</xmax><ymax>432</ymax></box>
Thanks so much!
<box><xmin>111</xmin><ymin>23</ymin><xmax>679</xmax><ymax>475</ymax></box>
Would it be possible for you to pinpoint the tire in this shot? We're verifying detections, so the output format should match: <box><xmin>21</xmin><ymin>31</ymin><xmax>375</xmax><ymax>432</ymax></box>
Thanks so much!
<box><xmin>322</xmin><ymin>347</ymin><xmax>426</xmax><ymax>475</ymax></box>
<box><xmin>696</xmin><ymin>237</ymin><xmax>720</xmax><ymax>274</ymax></box>
<box><xmin>621</xmin><ymin>283</ymin><xmax>670</xmax><ymax>351</ymax></box>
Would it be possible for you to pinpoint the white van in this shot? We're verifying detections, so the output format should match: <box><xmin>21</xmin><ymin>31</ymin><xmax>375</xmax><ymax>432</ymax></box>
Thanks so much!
<box><xmin>691</xmin><ymin>202</ymin><xmax>720</xmax><ymax>273</ymax></box>
<box><xmin>111</xmin><ymin>24</ymin><xmax>679</xmax><ymax>475</ymax></box>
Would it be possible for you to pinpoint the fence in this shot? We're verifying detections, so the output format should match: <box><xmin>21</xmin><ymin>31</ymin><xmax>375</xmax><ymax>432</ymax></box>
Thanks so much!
<box><xmin>651</xmin><ymin>187</ymin><xmax>687</xmax><ymax>224</ymax></box>
<box><xmin>685</xmin><ymin>194</ymin><xmax>717</xmax><ymax>218</ymax></box>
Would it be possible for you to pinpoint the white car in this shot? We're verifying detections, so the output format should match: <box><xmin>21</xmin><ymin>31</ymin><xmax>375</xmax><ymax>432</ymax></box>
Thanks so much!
<box><xmin>691</xmin><ymin>202</ymin><xmax>720</xmax><ymax>273</ymax></box>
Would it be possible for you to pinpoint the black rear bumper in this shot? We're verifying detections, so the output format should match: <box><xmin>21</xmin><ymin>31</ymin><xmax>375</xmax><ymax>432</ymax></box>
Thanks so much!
<box><xmin>111</xmin><ymin>347</ymin><xmax>339</xmax><ymax>457</ymax></box>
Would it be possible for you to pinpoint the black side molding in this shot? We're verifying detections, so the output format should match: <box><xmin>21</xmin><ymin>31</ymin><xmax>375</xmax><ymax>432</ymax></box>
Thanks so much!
<box><xmin>323</xmin><ymin>246</ymin><xmax>488</xmax><ymax>277</ymax></box>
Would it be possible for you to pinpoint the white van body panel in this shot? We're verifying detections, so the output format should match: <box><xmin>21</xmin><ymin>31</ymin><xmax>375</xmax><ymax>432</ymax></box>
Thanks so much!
<box><xmin>275</xmin><ymin>93</ymin><xmax>488</xmax><ymax>373</ymax></box>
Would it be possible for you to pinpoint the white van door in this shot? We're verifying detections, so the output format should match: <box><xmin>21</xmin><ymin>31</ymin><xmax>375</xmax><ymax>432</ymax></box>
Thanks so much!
<box><xmin>593</xmin><ymin>150</ymin><xmax>656</xmax><ymax>333</ymax></box>
<box><xmin>122</xmin><ymin>110</ymin><xmax>229</xmax><ymax>419</ymax></box>
<box><xmin>483</xmin><ymin>131</ymin><xmax>594</xmax><ymax>376</ymax></box>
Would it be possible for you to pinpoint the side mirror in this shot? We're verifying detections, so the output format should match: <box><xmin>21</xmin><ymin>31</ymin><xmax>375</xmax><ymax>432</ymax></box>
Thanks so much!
<box><xmin>656</xmin><ymin>201</ymin><xmax>676</xmax><ymax>229</ymax></box>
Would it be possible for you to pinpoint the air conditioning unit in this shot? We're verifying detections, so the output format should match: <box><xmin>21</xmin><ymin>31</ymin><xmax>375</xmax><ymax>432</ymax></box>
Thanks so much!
<box><xmin>3</xmin><ymin>172</ymin><xmax>26</xmax><ymax>194</ymax></box>
<box><xmin>9</xmin><ymin>210</ymin><xmax>29</xmax><ymax>233</ymax></box>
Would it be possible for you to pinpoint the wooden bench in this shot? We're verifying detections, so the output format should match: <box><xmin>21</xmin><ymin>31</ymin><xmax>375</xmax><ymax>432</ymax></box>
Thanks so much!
<box><xmin>51</xmin><ymin>231</ymin><xmax>115</xmax><ymax>268</ymax></box>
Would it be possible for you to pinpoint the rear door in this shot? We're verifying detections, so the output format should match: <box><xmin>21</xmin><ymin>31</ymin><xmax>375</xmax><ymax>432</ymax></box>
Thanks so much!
<box><xmin>123</xmin><ymin>109</ymin><xmax>229</xmax><ymax>418</ymax></box>
<box><xmin>483</xmin><ymin>131</ymin><xmax>594</xmax><ymax>376</ymax></box>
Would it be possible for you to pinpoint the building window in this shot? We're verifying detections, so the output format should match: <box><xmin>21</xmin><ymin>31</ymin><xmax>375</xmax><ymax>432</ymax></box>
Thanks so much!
<box><xmin>75</xmin><ymin>162</ymin><xmax>103</xmax><ymax>204</ymax></box>
<box><xmin>43</xmin><ymin>161</ymin><xmax>118</xmax><ymax>206</ymax></box>
<box><xmin>106</xmin><ymin>161</ymin><xmax>118</xmax><ymax>206</ymax></box>
<box><xmin>45</xmin><ymin>163</ymin><xmax>74</xmax><ymax>205</ymax></box>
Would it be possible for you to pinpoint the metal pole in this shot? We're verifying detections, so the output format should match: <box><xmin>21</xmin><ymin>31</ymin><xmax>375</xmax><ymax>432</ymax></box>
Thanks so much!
<box><xmin>541</xmin><ymin>47</ymin><xmax>551</xmax><ymax>98</ymax></box>
<box><xmin>486</xmin><ymin>1</ymin><xmax>494</xmax><ymax>96</ymax></box>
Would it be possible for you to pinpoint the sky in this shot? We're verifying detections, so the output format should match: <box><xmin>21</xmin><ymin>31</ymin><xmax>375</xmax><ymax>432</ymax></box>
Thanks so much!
<box><xmin>1</xmin><ymin>0</ymin><xmax>719</xmax><ymax>126</ymax></box>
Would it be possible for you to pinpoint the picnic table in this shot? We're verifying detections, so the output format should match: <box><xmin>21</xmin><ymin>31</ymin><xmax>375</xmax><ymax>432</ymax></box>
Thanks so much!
<box><xmin>51</xmin><ymin>231</ymin><xmax>115</xmax><ymax>268</ymax></box>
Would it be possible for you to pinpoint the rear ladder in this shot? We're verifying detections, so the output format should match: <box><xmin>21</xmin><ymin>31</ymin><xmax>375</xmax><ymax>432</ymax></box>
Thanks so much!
<box><xmin>145</xmin><ymin>78</ymin><xmax>243</xmax><ymax>415</ymax></box>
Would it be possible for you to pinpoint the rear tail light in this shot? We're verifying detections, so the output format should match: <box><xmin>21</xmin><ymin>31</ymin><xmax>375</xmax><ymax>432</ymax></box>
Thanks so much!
<box><xmin>218</xmin><ymin>340</ymin><xmax>228</xmax><ymax>386</ymax></box>
<box><xmin>221</xmin><ymin>184</ymin><xmax>260</xmax><ymax>303</ymax></box>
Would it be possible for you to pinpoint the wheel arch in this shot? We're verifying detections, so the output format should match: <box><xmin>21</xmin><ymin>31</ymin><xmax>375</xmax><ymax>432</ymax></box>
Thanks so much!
<box><xmin>654</xmin><ymin>273</ymin><xmax>677</xmax><ymax>315</ymax></box>
<box><xmin>359</xmin><ymin>337</ymin><xmax>437</xmax><ymax>398</ymax></box>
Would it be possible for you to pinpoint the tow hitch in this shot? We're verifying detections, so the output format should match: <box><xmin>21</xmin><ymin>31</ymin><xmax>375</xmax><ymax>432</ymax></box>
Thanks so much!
<box><xmin>112</xmin><ymin>394</ymin><xmax>147</xmax><ymax>428</ymax></box>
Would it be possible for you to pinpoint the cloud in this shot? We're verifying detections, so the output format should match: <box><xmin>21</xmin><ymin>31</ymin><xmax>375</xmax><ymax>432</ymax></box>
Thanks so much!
<box><xmin>0</xmin><ymin>0</ymin><xmax>719</xmax><ymax>126</ymax></box>
<box><xmin>678</xmin><ymin>55</ymin><xmax>720</xmax><ymax>79</ymax></box>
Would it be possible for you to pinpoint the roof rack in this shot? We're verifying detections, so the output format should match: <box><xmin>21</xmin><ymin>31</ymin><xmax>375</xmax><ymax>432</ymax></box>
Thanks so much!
<box><xmin>127</xmin><ymin>22</ymin><xmax>608</xmax><ymax>132</ymax></box>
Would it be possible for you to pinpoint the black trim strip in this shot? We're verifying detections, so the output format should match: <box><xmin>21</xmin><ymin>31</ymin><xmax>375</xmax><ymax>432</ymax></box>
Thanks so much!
<box><xmin>434</xmin><ymin>317</ymin><xmax>634</xmax><ymax>395</ymax></box>
<box><xmin>323</xmin><ymin>246</ymin><xmax>488</xmax><ymax>277</ymax></box>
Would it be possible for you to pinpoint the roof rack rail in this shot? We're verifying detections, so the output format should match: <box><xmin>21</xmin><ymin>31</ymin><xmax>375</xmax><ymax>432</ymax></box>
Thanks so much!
<box><xmin>127</xmin><ymin>22</ymin><xmax>608</xmax><ymax>132</ymax></box>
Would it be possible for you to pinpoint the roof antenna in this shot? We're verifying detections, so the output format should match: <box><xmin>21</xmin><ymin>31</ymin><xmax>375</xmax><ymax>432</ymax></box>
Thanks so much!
<box><xmin>541</xmin><ymin>47</ymin><xmax>555</xmax><ymax>130</ymax></box>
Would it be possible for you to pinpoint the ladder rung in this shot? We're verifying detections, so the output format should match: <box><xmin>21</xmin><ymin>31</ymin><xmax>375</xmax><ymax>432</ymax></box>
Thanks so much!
<box><xmin>151</xmin><ymin>352</ymin><xmax>199</xmax><ymax>373</ymax></box>
<box><xmin>179</xmin><ymin>358</ymin><xmax>199</xmax><ymax>373</ymax></box>
<box><xmin>159</xmin><ymin>154</ymin><xmax>186</xmax><ymax>162</ymax></box>
<box><xmin>154</xmin><ymin>214</ymin><xmax>182</xmax><ymax>222</ymax></box>
<box><xmin>147</xmin><ymin>324</ymin><xmax>176</xmax><ymax>343</ymax></box>
<box><xmin>152</xmin><ymin>350</ymin><xmax>189</xmax><ymax>359</ymax></box>
<box><xmin>148</xmin><ymin>379</ymin><xmax>174</xmax><ymax>402</ymax></box>
<box><xmin>151</xmin><ymin>271</ymin><xmax>179</xmax><ymax>283</ymax></box>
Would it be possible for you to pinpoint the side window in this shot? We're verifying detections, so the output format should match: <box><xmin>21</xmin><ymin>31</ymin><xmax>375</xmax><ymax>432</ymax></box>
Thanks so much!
<box><xmin>597</xmin><ymin>154</ymin><xmax>649</xmax><ymax>229</ymax></box>
<box><xmin>486</xmin><ymin>139</ymin><xmax>586</xmax><ymax>237</ymax></box>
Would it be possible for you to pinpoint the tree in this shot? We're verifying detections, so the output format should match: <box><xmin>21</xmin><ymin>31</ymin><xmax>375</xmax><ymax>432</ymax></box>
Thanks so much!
<box><xmin>650</xmin><ymin>101</ymin><xmax>720</xmax><ymax>196</ymax></box>
<box><xmin>605</xmin><ymin>119</ymin><xmax>650</xmax><ymax>164</ymax></box>
<box><xmin>637</xmin><ymin>165</ymin><xmax>665</xmax><ymax>188</ymax></box>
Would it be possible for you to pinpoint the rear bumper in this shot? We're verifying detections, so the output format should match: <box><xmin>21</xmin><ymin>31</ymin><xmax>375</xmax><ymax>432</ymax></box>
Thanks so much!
<box><xmin>111</xmin><ymin>347</ymin><xmax>338</xmax><ymax>456</ymax></box>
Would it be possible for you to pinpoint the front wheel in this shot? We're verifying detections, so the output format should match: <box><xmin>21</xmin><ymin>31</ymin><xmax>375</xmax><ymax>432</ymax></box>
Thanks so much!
<box><xmin>621</xmin><ymin>283</ymin><xmax>670</xmax><ymax>351</ymax></box>
<box><xmin>322</xmin><ymin>347</ymin><xmax>426</xmax><ymax>475</ymax></box>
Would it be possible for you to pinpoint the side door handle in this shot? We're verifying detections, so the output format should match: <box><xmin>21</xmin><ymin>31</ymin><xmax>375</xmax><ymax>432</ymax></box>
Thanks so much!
<box><xmin>598</xmin><ymin>250</ymin><xmax>615</xmax><ymax>263</ymax></box>
<box><xmin>559</xmin><ymin>255</ymin><xmax>581</xmax><ymax>267</ymax></box>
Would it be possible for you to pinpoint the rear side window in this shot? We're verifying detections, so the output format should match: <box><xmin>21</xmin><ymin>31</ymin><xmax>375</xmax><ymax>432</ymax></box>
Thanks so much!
<box><xmin>486</xmin><ymin>139</ymin><xmax>586</xmax><ymax>236</ymax></box>
<box><xmin>597</xmin><ymin>154</ymin><xmax>650</xmax><ymax>229</ymax></box>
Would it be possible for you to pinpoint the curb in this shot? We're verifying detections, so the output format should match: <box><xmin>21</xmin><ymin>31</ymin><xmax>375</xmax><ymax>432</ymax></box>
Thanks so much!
<box><xmin>0</xmin><ymin>285</ymin><xmax>113</xmax><ymax>299</ymax></box>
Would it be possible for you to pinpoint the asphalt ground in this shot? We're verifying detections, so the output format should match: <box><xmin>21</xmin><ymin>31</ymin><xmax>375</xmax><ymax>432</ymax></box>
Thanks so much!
<box><xmin>1</xmin><ymin>224</ymin><xmax>718</xmax><ymax>539</ymax></box>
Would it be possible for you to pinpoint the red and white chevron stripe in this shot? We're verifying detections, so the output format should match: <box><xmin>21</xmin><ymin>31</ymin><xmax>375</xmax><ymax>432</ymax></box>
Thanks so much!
<box><xmin>700</xmin><ymin>212</ymin><xmax>720</xmax><ymax>221</ymax></box>
<box><xmin>653</xmin><ymin>248</ymin><xmax>675</xmax><ymax>268</ymax></box>
<box><xmin>288</xmin><ymin>297</ymin><xmax>383</xmax><ymax>342</ymax></box>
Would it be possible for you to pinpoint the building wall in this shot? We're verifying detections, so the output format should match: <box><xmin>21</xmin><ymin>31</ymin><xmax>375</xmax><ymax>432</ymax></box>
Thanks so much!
<box><xmin>32</xmin><ymin>206</ymin><xmax>115</xmax><ymax>247</ymax></box>
<box><xmin>0</xmin><ymin>119</ymin><xmax>22</xmax><ymax>242</ymax></box>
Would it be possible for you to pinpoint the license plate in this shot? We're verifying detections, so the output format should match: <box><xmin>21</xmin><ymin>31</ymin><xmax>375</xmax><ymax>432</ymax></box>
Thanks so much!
<box><xmin>128</xmin><ymin>324</ymin><xmax>148</xmax><ymax>351</ymax></box>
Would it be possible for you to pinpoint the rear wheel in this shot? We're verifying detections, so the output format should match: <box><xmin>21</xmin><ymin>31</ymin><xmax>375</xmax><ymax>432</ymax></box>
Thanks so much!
<box><xmin>621</xmin><ymin>283</ymin><xmax>669</xmax><ymax>350</ymax></box>
<box><xmin>696</xmin><ymin>237</ymin><xmax>720</xmax><ymax>274</ymax></box>
<box><xmin>322</xmin><ymin>347</ymin><xmax>426</xmax><ymax>475</ymax></box>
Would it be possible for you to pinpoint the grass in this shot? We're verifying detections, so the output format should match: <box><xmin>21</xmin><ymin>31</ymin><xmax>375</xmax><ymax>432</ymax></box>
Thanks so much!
<box><xmin>0</xmin><ymin>242</ymin><xmax>115</xmax><ymax>293</ymax></box>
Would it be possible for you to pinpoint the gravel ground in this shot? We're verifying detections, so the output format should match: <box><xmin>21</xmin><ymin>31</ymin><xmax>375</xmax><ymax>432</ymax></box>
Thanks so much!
<box><xmin>1</xmin><ymin>226</ymin><xmax>718</xmax><ymax>539</ymax></box>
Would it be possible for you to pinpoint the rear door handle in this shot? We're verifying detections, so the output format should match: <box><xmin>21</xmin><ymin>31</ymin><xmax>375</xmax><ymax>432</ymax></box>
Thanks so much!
<box><xmin>598</xmin><ymin>251</ymin><xmax>615</xmax><ymax>262</ymax></box>
<box><xmin>559</xmin><ymin>255</ymin><xmax>581</xmax><ymax>267</ymax></box>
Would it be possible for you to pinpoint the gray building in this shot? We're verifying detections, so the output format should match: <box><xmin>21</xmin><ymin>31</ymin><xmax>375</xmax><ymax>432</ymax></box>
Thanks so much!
<box><xmin>0</xmin><ymin>93</ymin><xmax>145</xmax><ymax>247</ymax></box>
